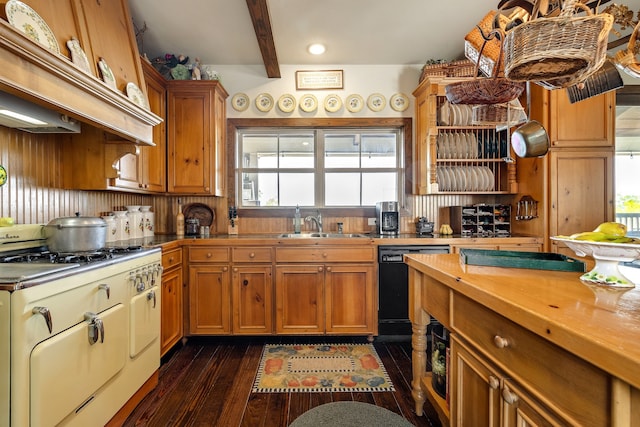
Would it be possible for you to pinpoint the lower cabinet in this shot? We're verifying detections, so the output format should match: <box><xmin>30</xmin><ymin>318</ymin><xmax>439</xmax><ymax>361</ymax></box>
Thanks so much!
<box><xmin>188</xmin><ymin>247</ymin><xmax>231</xmax><ymax>335</ymax></box>
<box><xmin>274</xmin><ymin>246</ymin><xmax>376</xmax><ymax>336</ymax></box>
<box><xmin>160</xmin><ymin>247</ymin><xmax>183</xmax><ymax>356</ymax></box>
<box><xmin>450</xmin><ymin>243</ymin><xmax>542</xmax><ymax>254</ymax></box>
<box><xmin>231</xmin><ymin>247</ymin><xmax>274</xmax><ymax>334</ymax></box>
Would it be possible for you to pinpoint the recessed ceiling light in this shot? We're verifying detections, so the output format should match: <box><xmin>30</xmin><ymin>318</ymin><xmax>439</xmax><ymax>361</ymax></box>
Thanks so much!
<box><xmin>308</xmin><ymin>43</ymin><xmax>326</xmax><ymax>55</ymax></box>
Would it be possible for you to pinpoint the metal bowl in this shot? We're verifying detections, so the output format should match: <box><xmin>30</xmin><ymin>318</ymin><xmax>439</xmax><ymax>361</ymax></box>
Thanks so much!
<box><xmin>511</xmin><ymin>120</ymin><xmax>549</xmax><ymax>158</ymax></box>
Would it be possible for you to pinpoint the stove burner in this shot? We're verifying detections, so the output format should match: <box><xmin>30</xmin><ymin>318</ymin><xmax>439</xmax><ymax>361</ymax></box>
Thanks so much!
<box><xmin>0</xmin><ymin>245</ymin><xmax>144</xmax><ymax>264</ymax></box>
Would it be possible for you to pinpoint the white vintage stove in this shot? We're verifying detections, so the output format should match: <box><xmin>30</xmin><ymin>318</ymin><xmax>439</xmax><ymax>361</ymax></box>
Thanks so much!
<box><xmin>0</xmin><ymin>224</ymin><xmax>162</xmax><ymax>427</ymax></box>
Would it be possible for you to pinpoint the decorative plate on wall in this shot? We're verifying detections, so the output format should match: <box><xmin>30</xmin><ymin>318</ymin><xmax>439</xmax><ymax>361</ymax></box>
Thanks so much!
<box><xmin>66</xmin><ymin>38</ymin><xmax>91</xmax><ymax>74</ymax></box>
<box><xmin>324</xmin><ymin>94</ymin><xmax>342</xmax><ymax>113</ymax></box>
<box><xmin>255</xmin><ymin>93</ymin><xmax>274</xmax><ymax>112</ymax></box>
<box><xmin>367</xmin><ymin>93</ymin><xmax>386</xmax><ymax>112</ymax></box>
<box><xmin>98</xmin><ymin>58</ymin><xmax>117</xmax><ymax>90</ymax></box>
<box><xmin>231</xmin><ymin>93</ymin><xmax>250</xmax><ymax>111</ymax></box>
<box><xmin>6</xmin><ymin>0</ymin><xmax>60</xmax><ymax>54</ymax></box>
<box><xmin>125</xmin><ymin>82</ymin><xmax>149</xmax><ymax>110</ymax></box>
<box><xmin>299</xmin><ymin>94</ymin><xmax>318</xmax><ymax>113</ymax></box>
<box><xmin>390</xmin><ymin>93</ymin><xmax>410</xmax><ymax>112</ymax></box>
<box><xmin>345</xmin><ymin>94</ymin><xmax>364</xmax><ymax>113</ymax></box>
<box><xmin>278</xmin><ymin>94</ymin><xmax>296</xmax><ymax>113</ymax></box>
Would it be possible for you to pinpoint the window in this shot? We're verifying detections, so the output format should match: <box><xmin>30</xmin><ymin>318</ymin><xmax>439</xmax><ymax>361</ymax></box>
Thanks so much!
<box><xmin>236</xmin><ymin>126</ymin><xmax>404</xmax><ymax>208</ymax></box>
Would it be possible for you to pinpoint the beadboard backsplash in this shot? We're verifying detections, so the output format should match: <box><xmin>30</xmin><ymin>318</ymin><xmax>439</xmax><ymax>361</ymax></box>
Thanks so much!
<box><xmin>0</xmin><ymin>126</ymin><xmax>501</xmax><ymax>234</ymax></box>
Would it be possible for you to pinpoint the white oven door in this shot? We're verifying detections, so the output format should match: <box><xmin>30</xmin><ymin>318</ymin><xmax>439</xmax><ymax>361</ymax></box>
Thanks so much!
<box><xmin>130</xmin><ymin>285</ymin><xmax>160</xmax><ymax>358</ymax></box>
<box><xmin>0</xmin><ymin>291</ymin><xmax>9</xmax><ymax>427</ymax></box>
<box><xmin>30</xmin><ymin>303</ymin><xmax>127</xmax><ymax>426</ymax></box>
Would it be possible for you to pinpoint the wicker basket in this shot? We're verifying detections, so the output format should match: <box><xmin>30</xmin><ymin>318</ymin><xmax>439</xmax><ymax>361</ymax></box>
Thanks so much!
<box><xmin>419</xmin><ymin>59</ymin><xmax>476</xmax><ymax>83</ymax></box>
<box><xmin>472</xmin><ymin>99</ymin><xmax>527</xmax><ymax>126</ymax></box>
<box><xmin>446</xmin><ymin>29</ymin><xmax>525</xmax><ymax>105</ymax></box>
<box><xmin>612</xmin><ymin>20</ymin><xmax>640</xmax><ymax>79</ymax></box>
<box><xmin>504</xmin><ymin>0</ymin><xmax>613</xmax><ymax>87</ymax></box>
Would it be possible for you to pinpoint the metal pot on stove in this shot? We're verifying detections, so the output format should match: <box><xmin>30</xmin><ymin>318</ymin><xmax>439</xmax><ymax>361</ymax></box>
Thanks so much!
<box><xmin>44</xmin><ymin>213</ymin><xmax>107</xmax><ymax>253</ymax></box>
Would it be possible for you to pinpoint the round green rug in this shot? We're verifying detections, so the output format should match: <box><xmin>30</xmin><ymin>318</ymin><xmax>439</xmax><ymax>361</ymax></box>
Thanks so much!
<box><xmin>289</xmin><ymin>401</ymin><xmax>415</xmax><ymax>426</ymax></box>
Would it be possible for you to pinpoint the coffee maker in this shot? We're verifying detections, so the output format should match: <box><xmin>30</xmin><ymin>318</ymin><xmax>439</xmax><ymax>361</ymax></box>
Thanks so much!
<box><xmin>376</xmin><ymin>201</ymin><xmax>399</xmax><ymax>235</ymax></box>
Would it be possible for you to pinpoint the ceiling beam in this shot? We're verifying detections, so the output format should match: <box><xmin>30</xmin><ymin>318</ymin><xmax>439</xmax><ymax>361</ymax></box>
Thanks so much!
<box><xmin>246</xmin><ymin>0</ymin><xmax>280</xmax><ymax>78</ymax></box>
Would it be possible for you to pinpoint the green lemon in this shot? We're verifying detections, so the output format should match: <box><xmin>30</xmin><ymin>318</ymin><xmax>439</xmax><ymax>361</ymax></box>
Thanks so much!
<box><xmin>0</xmin><ymin>217</ymin><xmax>14</xmax><ymax>227</ymax></box>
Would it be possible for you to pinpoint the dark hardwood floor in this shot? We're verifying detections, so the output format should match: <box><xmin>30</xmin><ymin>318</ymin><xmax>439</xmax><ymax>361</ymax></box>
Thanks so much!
<box><xmin>123</xmin><ymin>336</ymin><xmax>442</xmax><ymax>427</ymax></box>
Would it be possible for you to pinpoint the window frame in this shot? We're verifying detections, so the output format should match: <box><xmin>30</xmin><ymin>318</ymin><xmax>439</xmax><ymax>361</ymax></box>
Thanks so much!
<box><xmin>227</xmin><ymin>118</ymin><xmax>413</xmax><ymax>218</ymax></box>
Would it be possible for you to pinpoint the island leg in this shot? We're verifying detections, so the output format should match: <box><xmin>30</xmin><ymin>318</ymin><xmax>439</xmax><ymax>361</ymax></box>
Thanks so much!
<box><xmin>412</xmin><ymin>320</ymin><xmax>428</xmax><ymax>416</ymax></box>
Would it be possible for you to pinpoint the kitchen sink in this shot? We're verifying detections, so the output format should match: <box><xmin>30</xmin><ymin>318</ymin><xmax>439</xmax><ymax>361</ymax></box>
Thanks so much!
<box><xmin>278</xmin><ymin>233</ymin><xmax>370</xmax><ymax>238</ymax></box>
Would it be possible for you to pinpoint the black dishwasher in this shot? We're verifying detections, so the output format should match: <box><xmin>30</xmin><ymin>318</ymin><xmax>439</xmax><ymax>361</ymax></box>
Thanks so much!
<box><xmin>378</xmin><ymin>245</ymin><xmax>449</xmax><ymax>339</ymax></box>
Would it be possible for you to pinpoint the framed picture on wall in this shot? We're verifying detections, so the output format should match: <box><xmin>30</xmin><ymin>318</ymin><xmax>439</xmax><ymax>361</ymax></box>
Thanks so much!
<box><xmin>296</xmin><ymin>70</ymin><xmax>343</xmax><ymax>90</ymax></box>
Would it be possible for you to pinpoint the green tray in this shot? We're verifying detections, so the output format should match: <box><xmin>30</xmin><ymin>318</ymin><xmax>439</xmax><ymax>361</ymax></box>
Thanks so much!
<box><xmin>459</xmin><ymin>248</ymin><xmax>586</xmax><ymax>272</ymax></box>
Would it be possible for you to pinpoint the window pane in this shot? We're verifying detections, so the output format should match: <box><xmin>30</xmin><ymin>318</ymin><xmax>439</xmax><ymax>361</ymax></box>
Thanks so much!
<box><xmin>325</xmin><ymin>173</ymin><xmax>360</xmax><ymax>206</ymax></box>
<box><xmin>242</xmin><ymin>135</ymin><xmax>277</xmax><ymax>169</ymax></box>
<box><xmin>279</xmin><ymin>134</ymin><xmax>315</xmax><ymax>168</ymax></box>
<box><xmin>362</xmin><ymin>172</ymin><xmax>397</xmax><ymax>205</ymax></box>
<box><xmin>250</xmin><ymin>173</ymin><xmax>277</xmax><ymax>206</ymax></box>
<box><xmin>280</xmin><ymin>173</ymin><xmax>315</xmax><ymax>206</ymax></box>
<box><xmin>361</xmin><ymin>134</ymin><xmax>397</xmax><ymax>168</ymax></box>
<box><xmin>325</xmin><ymin>134</ymin><xmax>360</xmax><ymax>168</ymax></box>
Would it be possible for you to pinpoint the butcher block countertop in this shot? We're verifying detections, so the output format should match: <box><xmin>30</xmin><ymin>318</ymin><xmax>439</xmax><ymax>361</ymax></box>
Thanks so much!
<box><xmin>404</xmin><ymin>253</ymin><xmax>640</xmax><ymax>390</ymax></box>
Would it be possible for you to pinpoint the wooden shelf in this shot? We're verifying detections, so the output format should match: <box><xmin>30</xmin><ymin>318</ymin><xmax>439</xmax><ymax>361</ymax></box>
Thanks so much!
<box><xmin>421</xmin><ymin>373</ymin><xmax>450</xmax><ymax>426</ymax></box>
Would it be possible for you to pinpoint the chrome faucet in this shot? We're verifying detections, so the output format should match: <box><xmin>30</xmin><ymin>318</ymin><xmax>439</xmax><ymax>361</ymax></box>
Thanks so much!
<box><xmin>305</xmin><ymin>210</ymin><xmax>323</xmax><ymax>232</ymax></box>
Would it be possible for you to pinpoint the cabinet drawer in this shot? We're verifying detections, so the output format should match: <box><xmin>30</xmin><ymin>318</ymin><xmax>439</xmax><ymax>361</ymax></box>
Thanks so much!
<box><xmin>162</xmin><ymin>248</ymin><xmax>182</xmax><ymax>269</ymax></box>
<box><xmin>189</xmin><ymin>247</ymin><xmax>230</xmax><ymax>262</ymax></box>
<box><xmin>232</xmin><ymin>247</ymin><xmax>273</xmax><ymax>263</ymax></box>
<box><xmin>276</xmin><ymin>247</ymin><xmax>375</xmax><ymax>263</ymax></box>
<box><xmin>451</xmin><ymin>293</ymin><xmax>609</xmax><ymax>426</ymax></box>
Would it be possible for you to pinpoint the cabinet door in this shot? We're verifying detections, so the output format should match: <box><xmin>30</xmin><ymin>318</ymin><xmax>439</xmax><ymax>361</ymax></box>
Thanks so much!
<box><xmin>141</xmin><ymin>60</ymin><xmax>167</xmax><ymax>192</ymax></box>
<box><xmin>161</xmin><ymin>266</ymin><xmax>183</xmax><ymax>356</ymax></box>
<box><xmin>275</xmin><ymin>265</ymin><xmax>324</xmax><ymax>334</ymax></box>
<box><xmin>212</xmin><ymin>86</ymin><xmax>227</xmax><ymax>196</ymax></box>
<box><xmin>549</xmin><ymin>149</ymin><xmax>614</xmax><ymax>255</ymax></box>
<box><xmin>232</xmin><ymin>265</ymin><xmax>273</xmax><ymax>334</ymax></box>
<box><xmin>450</xmin><ymin>336</ymin><xmax>501</xmax><ymax>427</ymax></box>
<box><xmin>325</xmin><ymin>263</ymin><xmax>375</xmax><ymax>334</ymax></box>
<box><xmin>549</xmin><ymin>90</ymin><xmax>614</xmax><ymax>148</ymax></box>
<box><xmin>501</xmin><ymin>379</ymin><xmax>567</xmax><ymax>427</ymax></box>
<box><xmin>188</xmin><ymin>265</ymin><xmax>231</xmax><ymax>335</ymax></box>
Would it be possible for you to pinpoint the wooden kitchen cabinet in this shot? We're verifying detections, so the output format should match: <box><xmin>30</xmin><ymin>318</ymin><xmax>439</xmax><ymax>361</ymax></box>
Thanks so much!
<box><xmin>513</xmin><ymin>86</ymin><xmax>614</xmax><ymax>252</ymax></box>
<box><xmin>160</xmin><ymin>247</ymin><xmax>183</xmax><ymax>356</ymax></box>
<box><xmin>187</xmin><ymin>247</ymin><xmax>231</xmax><ymax>335</ymax></box>
<box><xmin>275</xmin><ymin>246</ymin><xmax>376</xmax><ymax>336</ymax></box>
<box><xmin>110</xmin><ymin>60</ymin><xmax>167</xmax><ymax>193</ymax></box>
<box><xmin>412</xmin><ymin>76</ymin><xmax>518</xmax><ymax>195</ymax></box>
<box><xmin>167</xmin><ymin>81</ymin><xmax>228</xmax><ymax>195</ymax></box>
<box><xmin>231</xmin><ymin>247</ymin><xmax>273</xmax><ymax>334</ymax></box>
<box><xmin>449</xmin><ymin>243</ymin><xmax>541</xmax><ymax>253</ymax></box>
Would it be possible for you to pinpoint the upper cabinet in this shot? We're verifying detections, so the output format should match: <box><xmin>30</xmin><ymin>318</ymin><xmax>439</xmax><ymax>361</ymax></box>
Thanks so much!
<box><xmin>0</xmin><ymin>0</ymin><xmax>161</xmax><ymax>144</ymax></box>
<box><xmin>167</xmin><ymin>81</ymin><xmax>228</xmax><ymax>195</ymax></box>
<box><xmin>412</xmin><ymin>76</ymin><xmax>518</xmax><ymax>195</ymax></box>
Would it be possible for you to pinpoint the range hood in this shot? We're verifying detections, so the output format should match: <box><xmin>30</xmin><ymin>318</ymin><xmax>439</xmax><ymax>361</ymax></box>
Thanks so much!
<box><xmin>0</xmin><ymin>91</ymin><xmax>80</xmax><ymax>134</ymax></box>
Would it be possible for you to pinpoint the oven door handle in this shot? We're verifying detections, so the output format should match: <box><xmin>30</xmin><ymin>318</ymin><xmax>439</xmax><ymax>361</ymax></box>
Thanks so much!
<box><xmin>147</xmin><ymin>289</ymin><xmax>157</xmax><ymax>309</ymax></box>
<box><xmin>32</xmin><ymin>306</ymin><xmax>53</xmax><ymax>334</ymax></box>
<box><xmin>84</xmin><ymin>312</ymin><xmax>105</xmax><ymax>345</ymax></box>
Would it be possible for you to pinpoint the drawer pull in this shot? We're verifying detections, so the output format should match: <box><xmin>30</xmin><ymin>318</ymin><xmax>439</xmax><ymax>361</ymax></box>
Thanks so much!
<box><xmin>502</xmin><ymin>386</ymin><xmax>519</xmax><ymax>405</ymax></box>
<box><xmin>488</xmin><ymin>375</ymin><xmax>499</xmax><ymax>390</ymax></box>
<box><xmin>493</xmin><ymin>335</ymin><xmax>510</xmax><ymax>349</ymax></box>
<box><xmin>206</xmin><ymin>252</ymin><xmax>212</xmax><ymax>258</ymax></box>
<box><xmin>249</xmin><ymin>252</ymin><xmax>255</xmax><ymax>258</ymax></box>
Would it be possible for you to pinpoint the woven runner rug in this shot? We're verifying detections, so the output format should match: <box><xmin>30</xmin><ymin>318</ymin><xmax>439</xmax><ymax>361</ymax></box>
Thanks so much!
<box><xmin>252</xmin><ymin>343</ymin><xmax>395</xmax><ymax>393</ymax></box>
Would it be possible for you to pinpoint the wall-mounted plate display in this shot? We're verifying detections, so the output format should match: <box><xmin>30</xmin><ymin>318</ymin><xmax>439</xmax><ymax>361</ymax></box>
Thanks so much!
<box><xmin>345</xmin><ymin>94</ymin><xmax>364</xmax><ymax>113</ymax></box>
<box><xmin>390</xmin><ymin>93</ymin><xmax>410</xmax><ymax>112</ymax></box>
<box><xmin>299</xmin><ymin>94</ymin><xmax>318</xmax><ymax>112</ymax></box>
<box><xmin>6</xmin><ymin>0</ymin><xmax>60</xmax><ymax>54</ymax></box>
<box><xmin>231</xmin><ymin>93</ymin><xmax>250</xmax><ymax>111</ymax></box>
<box><xmin>125</xmin><ymin>82</ymin><xmax>149</xmax><ymax>110</ymax></box>
<box><xmin>278</xmin><ymin>94</ymin><xmax>296</xmax><ymax>113</ymax></box>
<box><xmin>66</xmin><ymin>38</ymin><xmax>91</xmax><ymax>74</ymax></box>
<box><xmin>324</xmin><ymin>94</ymin><xmax>342</xmax><ymax>112</ymax></box>
<box><xmin>255</xmin><ymin>93</ymin><xmax>274</xmax><ymax>112</ymax></box>
<box><xmin>367</xmin><ymin>93</ymin><xmax>386</xmax><ymax>112</ymax></box>
<box><xmin>98</xmin><ymin>58</ymin><xmax>117</xmax><ymax>90</ymax></box>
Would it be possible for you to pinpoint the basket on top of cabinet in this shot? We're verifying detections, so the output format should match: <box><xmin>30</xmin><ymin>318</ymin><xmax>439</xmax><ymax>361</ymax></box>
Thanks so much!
<box><xmin>413</xmin><ymin>76</ymin><xmax>520</xmax><ymax>195</ymax></box>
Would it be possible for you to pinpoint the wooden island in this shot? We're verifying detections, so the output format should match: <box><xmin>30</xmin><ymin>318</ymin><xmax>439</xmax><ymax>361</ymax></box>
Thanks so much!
<box><xmin>406</xmin><ymin>253</ymin><xmax>640</xmax><ymax>426</ymax></box>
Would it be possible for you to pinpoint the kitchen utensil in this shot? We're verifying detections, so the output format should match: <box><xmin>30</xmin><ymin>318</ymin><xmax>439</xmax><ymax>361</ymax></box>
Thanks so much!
<box><xmin>566</xmin><ymin>60</ymin><xmax>622</xmax><ymax>104</ymax></box>
<box><xmin>185</xmin><ymin>218</ymin><xmax>200</xmax><ymax>236</ymax></box>
<box><xmin>511</xmin><ymin>120</ymin><xmax>550</xmax><ymax>158</ymax></box>
<box><xmin>44</xmin><ymin>213</ymin><xmax>107</xmax><ymax>253</ymax></box>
